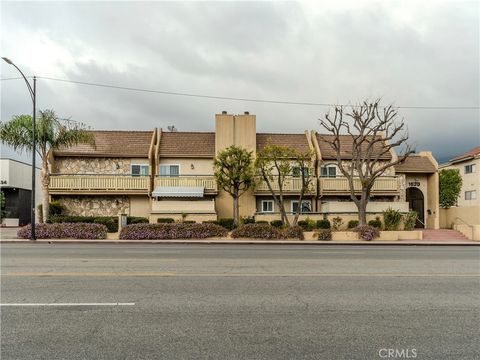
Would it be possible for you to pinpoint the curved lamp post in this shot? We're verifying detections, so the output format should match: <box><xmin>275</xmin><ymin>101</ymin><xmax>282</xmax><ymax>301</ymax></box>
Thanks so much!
<box><xmin>2</xmin><ymin>57</ymin><xmax>36</xmax><ymax>240</ymax></box>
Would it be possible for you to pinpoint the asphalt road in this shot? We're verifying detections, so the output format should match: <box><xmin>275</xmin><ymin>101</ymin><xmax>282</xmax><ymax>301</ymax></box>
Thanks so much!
<box><xmin>1</xmin><ymin>244</ymin><xmax>479</xmax><ymax>360</ymax></box>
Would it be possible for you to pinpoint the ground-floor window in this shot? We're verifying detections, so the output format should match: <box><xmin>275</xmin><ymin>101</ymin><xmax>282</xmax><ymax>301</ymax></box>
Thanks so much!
<box><xmin>465</xmin><ymin>190</ymin><xmax>477</xmax><ymax>200</ymax></box>
<box><xmin>261</xmin><ymin>200</ymin><xmax>274</xmax><ymax>213</ymax></box>
<box><xmin>291</xmin><ymin>200</ymin><xmax>312</xmax><ymax>213</ymax></box>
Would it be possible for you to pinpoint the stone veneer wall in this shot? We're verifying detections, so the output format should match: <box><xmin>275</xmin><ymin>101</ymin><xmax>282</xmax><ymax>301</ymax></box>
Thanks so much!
<box><xmin>56</xmin><ymin>196</ymin><xmax>130</xmax><ymax>216</ymax></box>
<box><xmin>54</xmin><ymin>157</ymin><xmax>132</xmax><ymax>174</ymax></box>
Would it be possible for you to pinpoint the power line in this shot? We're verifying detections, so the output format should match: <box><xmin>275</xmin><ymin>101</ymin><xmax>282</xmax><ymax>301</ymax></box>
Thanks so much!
<box><xmin>0</xmin><ymin>77</ymin><xmax>30</xmax><ymax>81</ymax></box>
<box><xmin>5</xmin><ymin>75</ymin><xmax>480</xmax><ymax>110</ymax></box>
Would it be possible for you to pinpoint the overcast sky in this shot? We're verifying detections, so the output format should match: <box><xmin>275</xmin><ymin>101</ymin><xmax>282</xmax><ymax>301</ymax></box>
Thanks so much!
<box><xmin>1</xmin><ymin>0</ymin><xmax>479</xmax><ymax>164</ymax></box>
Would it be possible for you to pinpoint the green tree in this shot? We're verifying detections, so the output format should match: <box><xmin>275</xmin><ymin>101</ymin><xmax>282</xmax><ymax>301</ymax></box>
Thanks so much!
<box><xmin>255</xmin><ymin>144</ymin><xmax>314</xmax><ymax>227</ymax></box>
<box><xmin>0</xmin><ymin>110</ymin><xmax>94</xmax><ymax>223</ymax></box>
<box><xmin>213</xmin><ymin>146</ymin><xmax>255</xmax><ymax>228</ymax></box>
<box><xmin>439</xmin><ymin>169</ymin><xmax>462</xmax><ymax>208</ymax></box>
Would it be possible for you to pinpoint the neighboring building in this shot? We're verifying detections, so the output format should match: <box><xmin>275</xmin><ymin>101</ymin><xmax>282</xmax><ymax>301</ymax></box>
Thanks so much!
<box><xmin>439</xmin><ymin>146</ymin><xmax>480</xmax><ymax>234</ymax></box>
<box><xmin>0</xmin><ymin>158</ymin><xmax>42</xmax><ymax>226</ymax></box>
<box><xmin>48</xmin><ymin>112</ymin><xmax>440</xmax><ymax>229</ymax></box>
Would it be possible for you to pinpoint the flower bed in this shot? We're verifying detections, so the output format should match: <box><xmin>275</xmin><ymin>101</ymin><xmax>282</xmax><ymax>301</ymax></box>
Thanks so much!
<box><xmin>119</xmin><ymin>223</ymin><xmax>228</xmax><ymax>240</ymax></box>
<box><xmin>17</xmin><ymin>223</ymin><xmax>107</xmax><ymax>239</ymax></box>
<box><xmin>231</xmin><ymin>224</ymin><xmax>304</xmax><ymax>240</ymax></box>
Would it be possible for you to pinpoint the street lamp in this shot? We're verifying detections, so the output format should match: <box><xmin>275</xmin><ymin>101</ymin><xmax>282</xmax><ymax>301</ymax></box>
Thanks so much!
<box><xmin>2</xmin><ymin>57</ymin><xmax>36</xmax><ymax>240</ymax></box>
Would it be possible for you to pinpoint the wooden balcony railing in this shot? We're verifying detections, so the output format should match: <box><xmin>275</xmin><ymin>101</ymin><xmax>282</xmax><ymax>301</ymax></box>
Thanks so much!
<box><xmin>49</xmin><ymin>174</ymin><xmax>149</xmax><ymax>194</ymax></box>
<box><xmin>320</xmin><ymin>176</ymin><xmax>399</xmax><ymax>194</ymax></box>
<box><xmin>255</xmin><ymin>176</ymin><xmax>316</xmax><ymax>194</ymax></box>
<box><xmin>154</xmin><ymin>176</ymin><xmax>217</xmax><ymax>193</ymax></box>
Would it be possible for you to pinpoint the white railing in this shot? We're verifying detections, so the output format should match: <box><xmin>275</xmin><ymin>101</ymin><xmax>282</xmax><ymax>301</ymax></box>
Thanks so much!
<box><xmin>49</xmin><ymin>175</ymin><xmax>149</xmax><ymax>192</ymax></box>
<box><xmin>320</xmin><ymin>176</ymin><xmax>399</xmax><ymax>193</ymax></box>
<box><xmin>154</xmin><ymin>176</ymin><xmax>217</xmax><ymax>192</ymax></box>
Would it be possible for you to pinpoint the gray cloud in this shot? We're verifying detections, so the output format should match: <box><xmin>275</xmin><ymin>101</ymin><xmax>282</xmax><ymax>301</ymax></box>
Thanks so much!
<box><xmin>1</xmin><ymin>1</ymin><xmax>478</xmax><ymax>163</ymax></box>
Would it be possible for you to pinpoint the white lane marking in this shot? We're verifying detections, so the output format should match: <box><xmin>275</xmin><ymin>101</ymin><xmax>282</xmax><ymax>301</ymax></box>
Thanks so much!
<box><xmin>0</xmin><ymin>302</ymin><xmax>135</xmax><ymax>306</ymax></box>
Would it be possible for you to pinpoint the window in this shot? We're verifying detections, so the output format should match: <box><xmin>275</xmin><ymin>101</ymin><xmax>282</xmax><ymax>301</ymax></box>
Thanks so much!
<box><xmin>261</xmin><ymin>200</ymin><xmax>274</xmax><ymax>213</ymax></box>
<box><xmin>291</xmin><ymin>200</ymin><xmax>312</xmax><ymax>213</ymax></box>
<box><xmin>131</xmin><ymin>164</ymin><xmax>149</xmax><ymax>176</ymax></box>
<box><xmin>465</xmin><ymin>190</ymin><xmax>477</xmax><ymax>200</ymax></box>
<box><xmin>292</xmin><ymin>167</ymin><xmax>309</xmax><ymax>178</ymax></box>
<box><xmin>159</xmin><ymin>165</ymin><xmax>180</xmax><ymax>177</ymax></box>
<box><xmin>321</xmin><ymin>165</ymin><xmax>336</xmax><ymax>178</ymax></box>
<box><xmin>465</xmin><ymin>164</ymin><xmax>476</xmax><ymax>174</ymax></box>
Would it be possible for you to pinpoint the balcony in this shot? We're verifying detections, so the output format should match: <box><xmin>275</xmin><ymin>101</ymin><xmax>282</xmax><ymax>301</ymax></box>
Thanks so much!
<box><xmin>49</xmin><ymin>174</ymin><xmax>149</xmax><ymax>195</ymax></box>
<box><xmin>319</xmin><ymin>176</ymin><xmax>399</xmax><ymax>195</ymax></box>
<box><xmin>255</xmin><ymin>176</ymin><xmax>316</xmax><ymax>195</ymax></box>
<box><xmin>154</xmin><ymin>175</ymin><xmax>218</xmax><ymax>194</ymax></box>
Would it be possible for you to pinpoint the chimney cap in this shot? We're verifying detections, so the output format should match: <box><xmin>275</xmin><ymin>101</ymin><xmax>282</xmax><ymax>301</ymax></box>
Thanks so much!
<box><xmin>244</xmin><ymin>111</ymin><xmax>249</xmax><ymax>115</ymax></box>
<box><xmin>221</xmin><ymin>110</ymin><xmax>227</xmax><ymax>115</ymax></box>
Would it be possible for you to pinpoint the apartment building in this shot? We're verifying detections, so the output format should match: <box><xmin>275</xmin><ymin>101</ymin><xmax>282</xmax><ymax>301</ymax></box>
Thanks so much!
<box><xmin>439</xmin><ymin>146</ymin><xmax>480</xmax><ymax>228</ymax></box>
<box><xmin>49</xmin><ymin>112</ymin><xmax>440</xmax><ymax>229</ymax></box>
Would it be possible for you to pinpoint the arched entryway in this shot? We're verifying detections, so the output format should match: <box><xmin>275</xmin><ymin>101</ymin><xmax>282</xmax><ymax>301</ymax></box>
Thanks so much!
<box><xmin>406</xmin><ymin>187</ymin><xmax>424</xmax><ymax>228</ymax></box>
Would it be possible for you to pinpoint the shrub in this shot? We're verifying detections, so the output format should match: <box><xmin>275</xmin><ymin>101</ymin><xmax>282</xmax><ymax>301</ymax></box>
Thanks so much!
<box><xmin>283</xmin><ymin>226</ymin><xmax>305</xmax><ymax>240</ymax></box>
<box><xmin>270</xmin><ymin>220</ymin><xmax>284</xmax><ymax>228</ymax></box>
<box><xmin>255</xmin><ymin>220</ymin><xmax>269</xmax><ymax>224</ymax></box>
<box><xmin>297</xmin><ymin>217</ymin><xmax>316</xmax><ymax>231</ymax></box>
<box><xmin>383</xmin><ymin>207</ymin><xmax>402</xmax><ymax>230</ymax></box>
<box><xmin>49</xmin><ymin>201</ymin><xmax>64</xmax><ymax>216</ymax></box>
<box><xmin>157</xmin><ymin>218</ymin><xmax>175</xmax><ymax>223</ymax></box>
<box><xmin>127</xmin><ymin>216</ymin><xmax>149</xmax><ymax>224</ymax></box>
<box><xmin>403</xmin><ymin>211</ymin><xmax>417</xmax><ymax>231</ymax></box>
<box><xmin>50</xmin><ymin>215</ymin><xmax>95</xmax><ymax>224</ymax></box>
<box><xmin>347</xmin><ymin>220</ymin><xmax>359</xmax><ymax>229</ymax></box>
<box><xmin>231</xmin><ymin>224</ymin><xmax>303</xmax><ymax>240</ymax></box>
<box><xmin>316</xmin><ymin>219</ymin><xmax>331</xmax><ymax>229</ymax></box>
<box><xmin>93</xmin><ymin>217</ymin><xmax>119</xmax><ymax>232</ymax></box>
<box><xmin>17</xmin><ymin>223</ymin><xmax>107</xmax><ymax>239</ymax></box>
<box><xmin>120</xmin><ymin>223</ymin><xmax>228</xmax><ymax>240</ymax></box>
<box><xmin>218</xmin><ymin>218</ymin><xmax>235</xmax><ymax>230</ymax></box>
<box><xmin>353</xmin><ymin>225</ymin><xmax>380</xmax><ymax>241</ymax></box>
<box><xmin>318</xmin><ymin>229</ymin><xmax>332</xmax><ymax>241</ymax></box>
<box><xmin>182</xmin><ymin>220</ymin><xmax>196</xmax><ymax>224</ymax></box>
<box><xmin>241</xmin><ymin>216</ymin><xmax>255</xmax><ymax>224</ymax></box>
<box><xmin>368</xmin><ymin>217</ymin><xmax>382</xmax><ymax>229</ymax></box>
<box><xmin>331</xmin><ymin>216</ymin><xmax>343</xmax><ymax>231</ymax></box>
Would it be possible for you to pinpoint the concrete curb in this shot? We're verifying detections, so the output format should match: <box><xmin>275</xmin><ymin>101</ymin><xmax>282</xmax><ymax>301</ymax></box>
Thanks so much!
<box><xmin>1</xmin><ymin>239</ymin><xmax>479</xmax><ymax>246</ymax></box>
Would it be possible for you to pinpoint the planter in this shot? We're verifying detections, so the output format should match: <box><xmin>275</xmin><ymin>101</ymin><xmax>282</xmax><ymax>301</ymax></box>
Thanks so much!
<box><xmin>1</xmin><ymin>218</ymin><xmax>19</xmax><ymax>227</ymax></box>
<box><xmin>331</xmin><ymin>230</ymin><xmax>422</xmax><ymax>241</ymax></box>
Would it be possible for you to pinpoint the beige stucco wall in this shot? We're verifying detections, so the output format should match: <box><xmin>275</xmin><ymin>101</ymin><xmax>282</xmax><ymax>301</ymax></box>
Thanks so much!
<box><xmin>149</xmin><ymin>213</ymin><xmax>217</xmax><ymax>223</ymax></box>
<box><xmin>129</xmin><ymin>196</ymin><xmax>151</xmax><ymax>217</ymax></box>
<box><xmin>440</xmin><ymin>206</ymin><xmax>480</xmax><ymax>228</ymax></box>
<box><xmin>158</xmin><ymin>158</ymin><xmax>214</xmax><ymax>175</ymax></box>
<box><xmin>151</xmin><ymin>198</ymin><xmax>216</xmax><ymax>213</ymax></box>
<box><xmin>54</xmin><ymin>157</ymin><xmax>149</xmax><ymax>174</ymax></box>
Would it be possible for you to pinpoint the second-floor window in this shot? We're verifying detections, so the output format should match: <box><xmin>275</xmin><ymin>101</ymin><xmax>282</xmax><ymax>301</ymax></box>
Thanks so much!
<box><xmin>292</xmin><ymin>167</ymin><xmax>309</xmax><ymax>178</ymax></box>
<box><xmin>159</xmin><ymin>164</ymin><xmax>180</xmax><ymax>177</ymax></box>
<box><xmin>465</xmin><ymin>164</ymin><xmax>476</xmax><ymax>174</ymax></box>
<box><xmin>465</xmin><ymin>190</ymin><xmax>477</xmax><ymax>200</ymax></box>
<box><xmin>131</xmin><ymin>164</ymin><xmax>149</xmax><ymax>176</ymax></box>
<box><xmin>321</xmin><ymin>165</ymin><xmax>337</xmax><ymax>178</ymax></box>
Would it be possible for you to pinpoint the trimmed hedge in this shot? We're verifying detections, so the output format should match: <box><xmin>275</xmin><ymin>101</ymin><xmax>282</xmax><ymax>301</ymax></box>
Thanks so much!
<box><xmin>17</xmin><ymin>223</ymin><xmax>107</xmax><ymax>239</ymax></box>
<box><xmin>49</xmin><ymin>215</ymin><xmax>149</xmax><ymax>232</ymax></box>
<box><xmin>316</xmin><ymin>219</ymin><xmax>331</xmax><ymax>229</ymax></box>
<box><xmin>231</xmin><ymin>224</ymin><xmax>303</xmax><ymax>240</ymax></box>
<box><xmin>157</xmin><ymin>218</ymin><xmax>175</xmax><ymax>223</ymax></box>
<box><xmin>270</xmin><ymin>220</ymin><xmax>284</xmax><ymax>228</ymax></box>
<box><xmin>119</xmin><ymin>223</ymin><xmax>228</xmax><ymax>240</ymax></box>
<box><xmin>347</xmin><ymin>220</ymin><xmax>359</xmax><ymax>229</ymax></box>
<box><xmin>127</xmin><ymin>216</ymin><xmax>149</xmax><ymax>224</ymax></box>
<box><xmin>218</xmin><ymin>218</ymin><xmax>235</xmax><ymax>230</ymax></box>
<box><xmin>368</xmin><ymin>217</ymin><xmax>382</xmax><ymax>229</ymax></box>
<box><xmin>298</xmin><ymin>218</ymin><xmax>316</xmax><ymax>231</ymax></box>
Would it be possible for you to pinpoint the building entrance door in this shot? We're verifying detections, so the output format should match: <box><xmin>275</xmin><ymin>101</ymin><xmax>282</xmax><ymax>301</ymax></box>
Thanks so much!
<box><xmin>406</xmin><ymin>187</ymin><xmax>424</xmax><ymax>228</ymax></box>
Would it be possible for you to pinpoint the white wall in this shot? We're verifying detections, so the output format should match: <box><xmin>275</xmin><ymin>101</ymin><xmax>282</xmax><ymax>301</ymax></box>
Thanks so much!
<box><xmin>0</xmin><ymin>158</ymin><xmax>42</xmax><ymax>207</ymax></box>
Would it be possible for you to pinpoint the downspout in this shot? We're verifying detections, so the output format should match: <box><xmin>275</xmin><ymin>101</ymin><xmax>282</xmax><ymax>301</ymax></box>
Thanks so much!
<box><xmin>310</xmin><ymin>131</ymin><xmax>322</xmax><ymax>213</ymax></box>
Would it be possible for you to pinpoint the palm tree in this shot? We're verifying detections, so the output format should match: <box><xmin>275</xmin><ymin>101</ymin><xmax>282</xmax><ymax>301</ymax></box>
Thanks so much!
<box><xmin>0</xmin><ymin>109</ymin><xmax>94</xmax><ymax>222</ymax></box>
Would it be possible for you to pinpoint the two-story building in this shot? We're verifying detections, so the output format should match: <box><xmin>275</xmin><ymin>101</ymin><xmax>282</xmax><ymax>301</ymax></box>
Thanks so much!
<box><xmin>439</xmin><ymin>146</ymin><xmax>480</xmax><ymax>230</ymax></box>
<box><xmin>49</xmin><ymin>112</ymin><xmax>440</xmax><ymax>228</ymax></box>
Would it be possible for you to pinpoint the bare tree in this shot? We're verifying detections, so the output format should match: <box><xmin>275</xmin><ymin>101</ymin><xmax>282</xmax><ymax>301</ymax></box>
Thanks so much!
<box><xmin>319</xmin><ymin>100</ymin><xmax>415</xmax><ymax>226</ymax></box>
<box><xmin>255</xmin><ymin>144</ymin><xmax>314</xmax><ymax>227</ymax></box>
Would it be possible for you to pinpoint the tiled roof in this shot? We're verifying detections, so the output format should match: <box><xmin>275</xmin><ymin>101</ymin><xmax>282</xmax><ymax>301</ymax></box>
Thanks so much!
<box><xmin>395</xmin><ymin>155</ymin><xmax>437</xmax><ymax>173</ymax></box>
<box><xmin>54</xmin><ymin>131</ymin><xmax>153</xmax><ymax>157</ymax></box>
<box><xmin>256</xmin><ymin>133</ymin><xmax>311</xmax><ymax>153</ymax></box>
<box><xmin>159</xmin><ymin>132</ymin><xmax>215</xmax><ymax>157</ymax></box>
<box><xmin>316</xmin><ymin>134</ymin><xmax>392</xmax><ymax>160</ymax></box>
<box><xmin>450</xmin><ymin>146</ymin><xmax>480</xmax><ymax>163</ymax></box>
